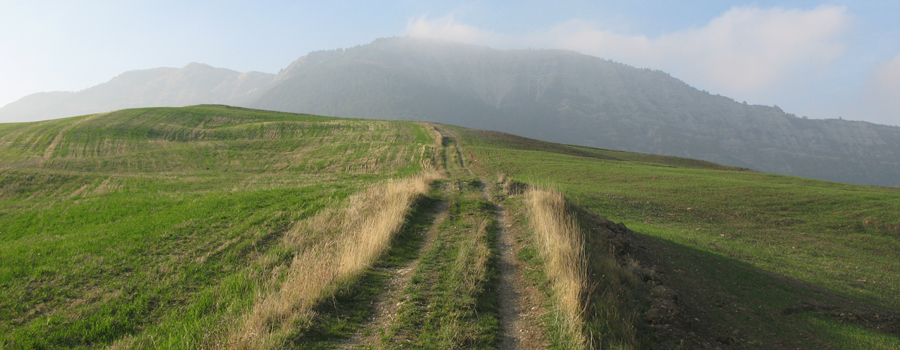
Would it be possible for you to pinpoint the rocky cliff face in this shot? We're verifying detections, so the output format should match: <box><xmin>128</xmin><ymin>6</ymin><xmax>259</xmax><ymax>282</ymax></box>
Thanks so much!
<box><xmin>3</xmin><ymin>37</ymin><xmax>898</xmax><ymax>186</ymax></box>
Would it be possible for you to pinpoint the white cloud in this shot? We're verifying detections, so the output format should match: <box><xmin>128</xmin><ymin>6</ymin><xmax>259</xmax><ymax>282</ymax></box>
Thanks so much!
<box><xmin>405</xmin><ymin>6</ymin><xmax>851</xmax><ymax>96</ymax></box>
<box><xmin>864</xmin><ymin>52</ymin><xmax>900</xmax><ymax>125</ymax></box>
<box><xmin>406</xmin><ymin>14</ymin><xmax>487</xmax><ymax>44</ymax></box>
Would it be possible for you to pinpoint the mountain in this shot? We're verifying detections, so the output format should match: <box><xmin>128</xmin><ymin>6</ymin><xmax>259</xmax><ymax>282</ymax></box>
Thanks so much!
<box><xmin>252</xmin><ymin>38</ymin><xmax>900</xmax><ymax>187</ymax></box>
<box><xmin>0</xmin><ymin>63</ymin><xmax>273</xmax><ymax>122</ymax></box>
<box><xmin>3</xmin><ymin>37</ymin><xmax>899</xmax><ymax>186</ymax></box>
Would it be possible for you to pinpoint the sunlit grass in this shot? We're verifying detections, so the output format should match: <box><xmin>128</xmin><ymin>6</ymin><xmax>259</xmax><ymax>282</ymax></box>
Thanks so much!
<box><xmin>385</xmin><ymin>179</ymin><xmax>501</xmax><ymax>349</ymax></box>
<box><xmin>524</xmin><ymin>187</ymin><xmax>588</xmax><ymax>349</ymax></box>
<box><xmin>231</xmin><ymin>174</ymin><xmax>439</xmax><ymax>349</ymax></box>
<box><xmin>0</xmin><ymin>105</ymin><xmax>439</xmax><ymax>349</ymax></box>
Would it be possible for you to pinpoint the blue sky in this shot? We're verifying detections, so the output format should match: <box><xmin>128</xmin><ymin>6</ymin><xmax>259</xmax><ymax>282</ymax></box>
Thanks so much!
<box><xmin>2</xmin><ymin>1</ymin><xmax>899</xmax><ymax>125</ymax></box>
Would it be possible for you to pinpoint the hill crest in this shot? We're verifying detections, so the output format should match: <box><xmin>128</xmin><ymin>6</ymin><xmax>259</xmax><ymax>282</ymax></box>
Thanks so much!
<box><xmin>2</xmin><ymin>37</ymin><xmax>899</xmax><ymax>186</ymax></box>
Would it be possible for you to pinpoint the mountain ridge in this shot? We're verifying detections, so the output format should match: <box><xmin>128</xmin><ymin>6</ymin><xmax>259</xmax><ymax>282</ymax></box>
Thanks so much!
<box><xmin>0</xmin><ymin>63</ymin><xmax>274</xmax><ymax>123</ymax></box>
<box><xmin>2</xmin><ymin>37</ymin><xmax>899</xmax><ymax>186</ymax></box>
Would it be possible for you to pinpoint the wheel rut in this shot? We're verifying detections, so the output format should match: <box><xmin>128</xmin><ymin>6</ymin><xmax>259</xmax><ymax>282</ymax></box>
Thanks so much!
<box><xmin>430</xmin><ymin>124</ymin><xmax>473</xmax><ymax>176</ymax></box>
<box><xmin>487</xmin><ymin>184</ymin><xmax>548</xmax><ymax>350</ymax></box>
<box><xmin>340</xmin><ymin>200</ymin><xmax>449</xmax><ymax>349</ymax></box>
<box><xmin>419</xmin><ymin>123</ymin><xmax>547</xmax><ymax>348</ymax></box>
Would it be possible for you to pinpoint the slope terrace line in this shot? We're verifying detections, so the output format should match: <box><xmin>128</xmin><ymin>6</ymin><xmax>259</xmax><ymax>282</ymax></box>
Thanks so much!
<box><xmin>39</xmin><ymin>112</ymin><xmax>106</xmax><ymax>167</ymax></box>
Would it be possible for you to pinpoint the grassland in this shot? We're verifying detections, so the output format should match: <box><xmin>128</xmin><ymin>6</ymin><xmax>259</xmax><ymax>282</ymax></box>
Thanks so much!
<box><xmin>3</xmin><ymin>105</ymin><xmax>898</xmax><ymax>349</ymax></box>
<box><xmin>455</xmin><ymin>126</ymin><xmax>900</xmax><ymax>348</ymax></box>
<box><xmin>0</xmin><ymin>105</ymin><xmax>438</xmax><ymax>349</ymax></box>
<box><xmin>381</xmin><ymin>178</ymin><xmax>501</xmax><ymax>348</ymax></box>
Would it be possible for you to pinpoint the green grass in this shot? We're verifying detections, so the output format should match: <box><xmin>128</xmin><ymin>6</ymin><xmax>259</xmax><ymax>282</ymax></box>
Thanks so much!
<box><xmin>0</xmin><ymin>105</ymin><xmax>432</xmax><ymax>176</ymax></box>
<box><xmin>385</xmin><ymin>179</ymin><xmax>501</xmax><ymax>349</ymax></box>
<box><xmin>454</xmin><ymin>125</ymin><xmax>900</xmax><ymax>348</ymax></box>
<box><xmin>5</xmin><ymin>105</ymin><xmax>899</xmax><ymax>348</ymax></box>
<box><xmin>800</xmin><ymin>315</ymin><xmax>900</xmax><ymax>349</ymax></box>
<box><xmin>0</xmin><ymin>106</ymin><xmax>438</xmax><ymax>349</ymax></box>
<box><xmin>277</xmin><ymin>195</ymin><xmax>442</xmax><ymax>349</ymax></box>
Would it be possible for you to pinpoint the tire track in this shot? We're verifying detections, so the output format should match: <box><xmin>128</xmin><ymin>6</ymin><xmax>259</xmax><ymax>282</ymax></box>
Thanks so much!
<box><xmin>430</xmin><ymin>124</ymin><xmax>473</xmax><ymax>176</ymax></box>
<box><xmin>340</xmin><ymin>200</ymin><xmax>449</xmax><ymax>349</ymax></box>
<box><xmin>429</xmin><ymin>123</ymin><xmax>547</xmax><ymax>348</ymax></box>
<box><xmin>487</xmin><ymin>183</ymin><xmax>548</xmax><ymax>350</ymax></box>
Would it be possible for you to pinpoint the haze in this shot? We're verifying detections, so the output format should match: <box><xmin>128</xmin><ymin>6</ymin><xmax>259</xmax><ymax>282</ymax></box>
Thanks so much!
<box><xmin>1</xmin><ymin>0</ymin><xmax>899</xmax><ymax>125</ymax></box>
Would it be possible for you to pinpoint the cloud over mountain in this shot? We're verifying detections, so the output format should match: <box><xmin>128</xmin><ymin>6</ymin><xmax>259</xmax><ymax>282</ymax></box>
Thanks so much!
<box><xmin>407</xmin><ymin>6</ymin><xmax>851</xmax><ymax>107</ymax></box>
<box><xmin>866</xmin><ymin>52</ymin><xmax>900</xmax><ymax>125</ymax></box>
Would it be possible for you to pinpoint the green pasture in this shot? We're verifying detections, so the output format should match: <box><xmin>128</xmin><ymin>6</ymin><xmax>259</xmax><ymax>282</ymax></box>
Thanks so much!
<box><xmin>0</xmin><ymin>106</ymin><xmax>435</xmax><ymax>349</ymax></box>
<box><xmin>455</xmin><ymin>126</ymin><xmax>900</xmax><ymax>348</ymax></box>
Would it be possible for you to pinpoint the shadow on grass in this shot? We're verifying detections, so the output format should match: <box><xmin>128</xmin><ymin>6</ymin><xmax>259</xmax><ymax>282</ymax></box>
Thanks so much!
<box><xmin>284</xmin><ymin>195</ymin><xmax>441</xmax><ymax>349</ymax></box>
<box><xmin>613</xmin><ymin>224</ymin><xmax>900</xmax><ymax>349</ymax></box>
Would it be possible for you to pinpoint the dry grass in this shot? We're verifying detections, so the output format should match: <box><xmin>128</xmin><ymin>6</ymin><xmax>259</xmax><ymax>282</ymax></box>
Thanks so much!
<box><xmin>415</xmin><ymin>122</ymin><xmax>445</xmax><ymax>174</ymax></box>
<box><xmin>415</xmin><ymin>122</ymin><xmax>444</xmax><ymax>149</ymax></box>
<box><xmin>230</xmin><ymin>171</ymin><xmax>441</xmax><ymax>349</ymax></box>
<box><xmin>456</xmin><ymin>218</ymin><xmax>492</xmax><ymax>296</ymax></box>
<box><xmin>525</xmin><ymin>187</ymin><xmax>589</xmax><ymax>349</ymax></box>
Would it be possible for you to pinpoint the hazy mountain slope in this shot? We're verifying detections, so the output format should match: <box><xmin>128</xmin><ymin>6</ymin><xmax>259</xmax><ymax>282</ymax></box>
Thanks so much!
<box><xmin>0</xmin><ymin>63</ymin><xmax>273</xmax><ymax>122</ymax></box>
<box><xmin>252</xmin><ymin>38</ymin><xmax>900</xmax><ymax>186</ymax></box>
<box><xmin>3</xmin><ymin>37</ymin><xmax>899</xmax><ymax>185</ymax></box>
<box><xmin>255</xmin><ymin>59</ymin><xmax>504</xmax><ymax>130</ymax></box>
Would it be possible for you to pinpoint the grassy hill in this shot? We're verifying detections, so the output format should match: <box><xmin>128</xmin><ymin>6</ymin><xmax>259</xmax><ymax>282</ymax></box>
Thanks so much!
<box><xmin>456</xmin><ymin>126</ymin><xmax>900</xmax><ymax>348</ymax></box>
<box><xmin>0</xmin><ymin>105</ymin><xmax>438</xmax><ymax>348</ymax></box>
<box><xmin>1</xmin><ymin>105</ymin><xmax>898</xmax><ymax>349</ymax></box>
<box><xmin>6</xmin><ymin>37</ymin><xmax>900</xmax><ymax>187</ymax></box>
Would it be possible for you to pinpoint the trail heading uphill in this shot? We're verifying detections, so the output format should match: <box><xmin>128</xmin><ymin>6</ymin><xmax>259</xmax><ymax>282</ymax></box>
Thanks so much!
<box><xmin>309</xmin><ymin>124</ymin><xmax>648</xmax><ymax>349</ymax></box>
<box><xmin>0</xmin><ymin>106</ymin><xmax>639</xmax><ymax>349</ymax></box>
<box><xmin>281</xmin><ymin>124</ymin><xmax>574</xmax><ymax>349</ymax></box>
<box><xmin>4</xmin><ymin>106</ymin><xmax>898</xmax><ymax>349</ymax></box>
<box><xmin>435</xmin><ymin>123</ymin><xmax>548</xmax><ymax>349</ymax></box>
<box><xmin>326</xmin><ymin>125</ymin><xmax>550</xmax><ymax>349</ymax></box>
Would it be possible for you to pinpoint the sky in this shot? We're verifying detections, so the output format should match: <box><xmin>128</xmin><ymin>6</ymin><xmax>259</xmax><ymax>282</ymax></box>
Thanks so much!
<box><xmin>2</xmin><ymin>1</ymin><xmax>899</xmax><ymax>125</ymax></box>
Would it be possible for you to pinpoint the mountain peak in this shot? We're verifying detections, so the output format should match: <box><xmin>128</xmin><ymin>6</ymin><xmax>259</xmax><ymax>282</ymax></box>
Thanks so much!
<box><xmin>183</xmin><ymin>62</ymin><xmax>213</xmax><ymax>70</ymax></box>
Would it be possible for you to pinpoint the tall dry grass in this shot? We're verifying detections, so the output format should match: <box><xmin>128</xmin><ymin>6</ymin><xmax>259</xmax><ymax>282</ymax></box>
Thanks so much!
<box><xmin>231</xmin><ymin>171</ymin><xmax>440</xmax><ymax>349</ymax></box>
<box><xmin>416</xmin><ymin>123</ymin><xmax>445</xmax><ymax>174</ymax></box>
<box><xmin>525</xmin><ymin>187</ymin><xmax>589</xmax><ymax>349</ymax></box>
<box><xmin>420</xmin><ymin>123</ymin><xmax>444</xmax><ymax>148</ymax></box>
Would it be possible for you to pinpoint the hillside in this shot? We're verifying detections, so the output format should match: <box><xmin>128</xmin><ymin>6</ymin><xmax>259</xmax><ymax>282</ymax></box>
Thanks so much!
<box><xmin>0</xmin><ymin>105</ymin><xmax>437</xmax><ymax>348</ymax></box>
<box><xmin>0</xmin><ymin>63</ymin><xmax>273</xmax><ymax>123</ymax></box>
<box><xmin>455</xmin><ymin>126</ymin><xmax>900</xmax><ymax>348</ymax></box>
<box><xmin>2</xmin><ymin>105</ymin><xmax>898</xmax><ymax>349</ymax></box>
<box><xmin>3</xmin><ymin>38</ymin><xmax>900</xmax><ymax>186</ymax></box>
<box><xmin>253</xmin><ymin>38</ymin><xmax>900</xmax><ymax>186</ymax></box>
